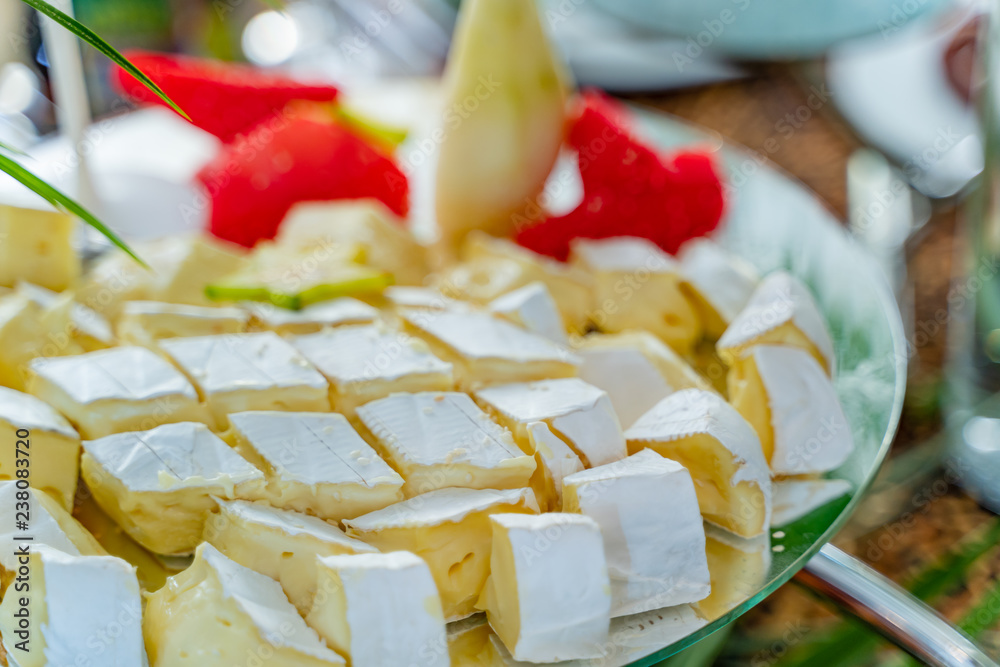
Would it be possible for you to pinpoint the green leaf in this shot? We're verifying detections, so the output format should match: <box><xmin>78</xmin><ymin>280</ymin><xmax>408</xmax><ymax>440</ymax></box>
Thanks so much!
<box><xmin>21</xmin><ymin>0</ymin><xmax>189</xmax><ymax>121</ymax></box>
<box><xmin>0</xmin><ymin>152</ymin><xmax>146</xmax><ymax>267</ymax></box>
<box><xmin>0</xmin><ymin>141</ymin><xmax>28</xmax><ymax>157</ymax></box>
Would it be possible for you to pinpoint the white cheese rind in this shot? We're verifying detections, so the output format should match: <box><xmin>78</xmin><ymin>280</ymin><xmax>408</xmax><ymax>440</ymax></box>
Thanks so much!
<box><xmin>17</xmin><ymin>282</ymin><xmax>115</xmax><ymax>348</ymax></box>
<box><xmin>0</xmin><ymin>484</ymin><xmax>79</xmax><ymax>570</ymax></box>
<box><xmin>717</xmin><ymin>271</ymin><xmax>835</xmax><ymax>373</ymax></box>
<box><xmin>209</xmin><ymin>498</ymin><xmax>377</xmax><ymax>552</ymax></box>
<box><xmin>578</xmin><ymin>347</ymin><xmax>673</xmax><ymax>429</ymax></box>
<box><xmin>246</xmin><ymin>297</ymin><xmax>378</xmax><ymax>332</ymax></box>
<box><xmin>563</xmin><ymin>450</ymin><xmax>710</xmax><ymax>616</ymax></box>
<box><xmin>118</xmin><ymin>300</ymin><xmax>249</xmax><ymax>340</ymax></box>
<box><xmin>475</xmin><ymin>378</ymin><xmax>626</xmax><ymax>467</ymax></box>
<box><xmin>344</xmin><ymin>487</ymin><xmax>539</xmax><ymax>532</ymax></box>
<box><xmin>0</xmin><ymin>386</ymin><xmax>76</xmax><ymax>437</ymax></box>
<box><xmin>752</xmin><ymin>345</ymin><xmax>854</xmax><ymax>474</ymax></box>
<box><xmin>571</xmin><ymin>237</ymin><xmax>679</xmax><ymax>273</ymax></box>
<box><xmin>771</xmin><ymin>478</ymin><xmax>852</xmax><ymax>526</ymax></box>
<box><xmin>678</xmin><ymin>238</ymin><xmax>759</xmax><ymax>323</ymax></box>
<box><xmin>527</xmin><ymin>421</ymin><xmax>584</xmax><ymax>512</ymax></box>
<box><xmin>488</xmin><ymin>282</ymin><xmax>568</xmax><ymax>344</ymax></box>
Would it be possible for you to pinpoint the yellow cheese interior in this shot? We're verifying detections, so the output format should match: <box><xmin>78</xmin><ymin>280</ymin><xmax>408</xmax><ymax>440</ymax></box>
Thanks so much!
<box><xmin>627</xmin><ymin>433</ymin><xmax>768</xmax><ymax>537</ymax></box>
<box><xmin>331</xmin><ymin>373</ymin><xmax>454</xmax><ymax>417</ymax></box>
<box><xmin>0</xmin><ymin>424</ymin><xmax>79</xmax><ymax>511</ymax></box>
<box><xmin>590</xmin><ymin>272</ymin><xmax>701</xmax><ymax>355</ymax></box>
<box><xmin>476</xmin><ymin>521</ymin><xmax>521</xmax><ymax>654</ymax></box>
<box><xmin>447</xmin><ymin>618</ymin><xmax>493</xmax><ymax>666</ymax></box>
<box><xmin>304</xmin><ymin>567</ymin><xmax>352</xmax><ymax>658</ymax></box>
<box><xmin>117</xmin><ymin>309</ymin><xmax>245</xmax><ymax>347</ymax></box>
<box><xmin>718</xmin><ymin>321</ymin><xmax>829</xmax><ymax>374</ymax></box>
<box><xmin>0</xmin><ymin>204</ymin><xmax>79</xmax><ymax>291</ymax></box>
<box><xmin>696</xmin><ymin>534</ymin><xmax>770</xmax><ymax>620</ymax></box>
<box><xmin>200</xmin><ymin>386</ymin><xmax>330</xmax><ymax>433</ymax></box>
<box><xmin>727</xmin><ymin>354</ymin><xmax>775</xmax><ymax>464</ymax></box>
<box><xmin>0</xmin><ymin>550</ymin><xmax>47</xmax><ymax>667</ymax></box>
<box><xmin>679</xmin><ymin>282</ymin><xmax>728</xmax><ymax>341</ymax></box>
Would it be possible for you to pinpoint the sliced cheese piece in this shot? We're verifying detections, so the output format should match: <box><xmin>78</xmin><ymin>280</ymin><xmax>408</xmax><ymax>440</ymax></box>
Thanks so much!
<box><xmin>0</xmin><ymin>294</ymin><xmax>85</xmax><ymax>391</ymax></box>
<box><xmin>625</xmin><ymin>388</ymin><xmax>772</xmax><ymax>537</ymax></box>
<box><xmin>292</xmin><ymin>324</ymin><xmax>454</xmax><ymax>415</ymax></box>
<box><xmin>563</xmin><ymin>449</ymin><xmax>710</xmax><ymax>616</ymax></box>
<box><xmin>0</xmin><ymin>547</ymin><xmax>146</xmax><ymax>666</ymax></box>
<box><xmin>203</xmin><ymin>498</ymin><xmax>377</xmax><ymax>615</ymax></box>
<box><xmin>306</xmin><ymin>551</ymin><xmax>448</xmax><ymax>667</ymax></box>
<box><xmin>728</xmin><ymin>345</ymin><xmax>853</xmax><ymax>475</ymax></box>
<box><xmin>678</xmin><ymin>238</ymin><xmax>760</xmax><ymax>339</ymax></box>
<box><xmin>577</xmin><ymin>331</ymin><xmax>712</xmax><ymax>428</ymax></box>
<box><xmin>355</xmin><ymin>392</ymin><xmax>534</xmax><ymax>497</ymax></box>
<box><xmin>17</xmin><ymin>282</ymin><xmax>115</xmax><ymax>351</ymax></box>
<box><xmin>148</xmin><ymin>233</ymin><xmax>249</xmax><ymax>307</ymax></box>
<box><xmin>0</xmin><ymin>202</ymin><xmax>79</xmax><ymax>291</ymax></box>
<box><xmin>0</xmin><ymin>387</ymin><xmax>80</xmax><ymax>510</ymax></box>
<box><xmin>698</xmin><ymin>525</ymin><xmax>771</xmax><ymax>620</ymax></box>
<box><xmin>0</xmin><ymin>483</ymin><xmax>104</xmax><ymax>574</ymax></box>
<box><xmin>448</xmin><ymin>614</ymin><xmax>492</xmax><ymax>666</ymax></box>
<box><xmin>772</xmin><ymin>478</ymin><xmax>852</xmax><ymax>526</ymax></box>
<box><xmin>117</xmin><ymin>300</ymin><xmax>248</xmax><ymax>345</ymax></box>
<box><xmin>403</xmin><ymin>309</ymin><xmax>580</xmax><ymax>388</ymax></box>
<box><xmin>383</xmin><ymin>286</ymin><xmax>467</xmax><ymax>311</ymax></box>
<box><xmin>570</xmin><ymin>237</ymin><xmax>701</xmax><ymax>355</ymax></box>
<box><xmin>474</xmin><ymin>378</ymin><xmax>626</xmax><ymax>468</ymax></box>
<box><xmin>477</xmin><ymin>513</ymin><xmax>611</xmax><ymax>663</ymax></box>
<box><xmin>487</xmin><ymin>282</ymin><xmax>568</xmax><ymax>345</ymax></box>
<box><xmin>144</xmin><ymin>543</ymin><xmax>345</xmax><ymax>666</ymax></box>
<box><xmin>81</xmin><ymin>422</ymin><xmax>266</xmax><ymax>555</ymax></box>
<box><xmin>717</xmin><ymin>271</ymin><xmax>835</xmax><ymax>374</ymax></box>
<box><xmin>27</xmin><ymin>346</ymin><xmax>209</xmax><ymax>439</ymax></box>
<box><xmin>344</xmin><ymin>487</ymin><xmax>539</xmax><ymax>620</ymax></box>
<box><xmin>526</xmin><ymin>421</ymin><xmax>584</xmax><ymax>512</ymax></box>
<box><xmin>246</xmin><ymin>297</ymin><xmax>378</xmax><ymax>335</ymax></box>
<box><xmin>227</xmin><ymin>411</ymin><xmax>404</xmax><ymax>520</ymax></box>
<box><xmin>277</xmin><ymin>200</ymin><xmax>430</xmax><ymax>286</ymax></box>
<box><xmin>160</xmin><ymin>332</ymin><xmax>329</xmax><ymax>429</ymax></box>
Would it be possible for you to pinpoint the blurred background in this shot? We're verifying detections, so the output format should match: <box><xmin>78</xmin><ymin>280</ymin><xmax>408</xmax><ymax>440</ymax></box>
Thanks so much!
<box><xmin>3</xmin><ymin>0</ymin><xmax>1000</xmax><ymax>664</ymax></box>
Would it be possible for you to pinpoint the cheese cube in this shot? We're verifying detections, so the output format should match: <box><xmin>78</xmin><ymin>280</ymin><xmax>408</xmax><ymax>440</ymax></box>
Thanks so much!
<box><xmin>74</xmin><ymin>245</ymin><xmax>156</xmax><ymax>319</ymax></box>
<box><xmin>487</xmin><ymin>282</ymin><xmax>568</xmax><ymax>344</ymax></box>
<box><xmin>0</xmin><ymin>202</ymin><xmax>79</xmax><ymax>291</ymax></box>
<box><xmin>117</xmin><ymin>300</ymin><xmax>249</xmax><ymax>345</ymax></box>
<box><xmin>203</xmin><ymin>498</ymin><xmax>378</xmax><ymax>615</ymax></box>
<box><xmin>355</xmin><ymin>392</ymin><xmax>535</xmax><ymax>497</ymax></box>
<box><xmin>383</xmin><ymin>286</ymin><xmax>467</xmax><ymax>311</ymax></box>
<box><xmin>0</xmin><ymin>483</ymin><xmax>104</xmax><ymax>575</ymax></box>
<box><xmin>525</xmin><ymin>421</ymin><xmax>583</xmax><ymax>512</ymax></box>
<box><xmin>717</xmin><ymin>271</ymin><xmax>835</xmax><ymax>374</ymax></box>
<box><xmin>81</xmin><ymin>422</ymin><xmax>266</xmax><ymax>555</ymax></box>
<box><xmin>27</xmin><ymin>346</ymin><xmax>209</xmax><ymax>439</ymax></box>
<box><xmin>678</xmin><ymin>238</ymin><xmax>760</xmax><ymax>339</ymax></box>
<box><xmin>292</xmin><ymin>324</ymin><xmax>454</xmax><ymax>415</ymax></box>
<box><xmin>698</xmin><ymin>525</ymin><xmax>771</xmax><ymax>620</ymax></box>
<box><xmin>577</xmin><ymin>331</ymin><xmax>712</xmax><ymax>428</ymax></box>
<box><xmin>772</xmin><ymin>478</ymin><xmax>852</xmax><ymax>526</ymax></box>
<box><xmin>728</xmin><ymin>345</ymin><xmax>853</xmax><ymax>474</ymax></box>
<box><xmin>474</xmin><ymin>378</ymin><xmax>626</xmax><ymax>468</ymax></box>
<box><xmin>625</xmin><ymin>389</ymin><xmax>772</xmax><ymax>537</ymax></box>
<box><xmin>160</xmin><ymin>332</ymin><xmax>330</xmax><ymax>429</ymax></box>
<box><xmin>144</xmin><ymin>543</ymin><xmax>346</xmax><ymax>666</ymax></box>
<box><xmin>563</xmin><ymin>449</ymin><xmax>710</xmax><ymax>616</ymax></box>
<box><xmin>571</xmin><ymin>237</ymin><xmax>701</xmax><ymax>354</ymax></box>
<box><xmin>306</xmin><ymin>551</ymin><xmax>448</xmax><ymax>667</ymax></box>
<box><xmin>0</xmin><ymin>547</ymin><xmax>146</xmax><ymax>666</ymax></box>
<box><xmin>0</xmin><ymin>387</ymin><xmax>80</xmax><ymax>510</ymax></box>
<box><xmin>277</xmin><ymin>200</ymin><xmax>430</xmax><ymax>286</ymax></box>
<box><xmin>0</xmin><ymin>294</ymin><xmax>85</xmax><ymax>391</ymax></box>
<box><xmin>403</xmin><ymin>310</ymin><xmax>580</xmax><ymax>388</ymax></box>
<box><xmin>17</xmin><ymin>282</ymin><xmax>115</xmax><ymax>351</ymax></box>
<box><xmin>227</xmin><ymin>411</ymin><xmax>404</xmax><ymax>520</ymax></box>
<box><xmin>246</xmin><ymin>297</ymin><xmax>378</xmax><ymax>335</ymax></box>
<box><xmin>447</xmin><ymin>614</ymin><xmax>492</xmax><ymax>666</ymax></box>
<box><xmin>477</xmin><ymin>513</ymin><xmax>611</xmax><ymax>662</ymax></box>
<box><xmin>149</xmin><ymin>233</ymin><xmax>249</xmax><ymax>306</ymax></box>
<box><xmin>344</xmin><ymin>487</ymin><xmax>539</xmax><ymax>620</ymax></box>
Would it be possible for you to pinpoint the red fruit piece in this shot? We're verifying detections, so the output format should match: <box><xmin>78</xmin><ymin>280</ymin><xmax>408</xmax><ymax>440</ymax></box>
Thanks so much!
<box><xmin>114</xmin><ymin>50</ymin><xmax>339</xmax><ymax>142</ymax></box>
<box><xmin>516</xmin><ymin>90</ymin><xmax>725</xmax><ymax>261</ymax></box>
<box><xmin>198</xmin><ymin>105</ymin><xmax>409</xmax><ymax>247</ymax></box>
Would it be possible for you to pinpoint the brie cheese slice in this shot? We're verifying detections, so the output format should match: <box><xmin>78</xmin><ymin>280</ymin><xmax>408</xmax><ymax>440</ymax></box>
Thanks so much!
<box><xmin>772</xmin><ymin>478</ymin><xmax>852</xmax><ymax>526</ymax></box>
<box><xmin>728</xmin><ymin>345</ymin><xmax>853</xmax><ymax>475</ymax></box>
<box><xmin>477</xmin><ymin>513</ymin><xmax>611</xmax><ymax>663</ymax></box>
<box><xmin>0</xmin><ymin>294</ymin><xmax>84</xmax><ymax>391</ymax></box>
<box><xmin>577</xmin><ymin>331</ymin><xmax>712</xmax><ymax>428</ymax></box>
<box><xmin>0</xmin><ymin>387</ymin><xmax>80</xmax><ymax>510</ymax></box>
<box><xmin>355</xmin><ymin>392</ymin><xmax>534</xmax><ymax>497</ymax></box>
<box><xmin>81</xmin><ymin>422</ymin><xmax>266</xmax><ymax>555</ymax></box>
<box><xmin>292</xmin><ymin>324</ymin><xmax>454</xmax><ymax>415</ymax></box>
<box><xmin>474</xmin><ymin>378</ymin><xmax>626</xmax><ymax>468</ymax></box>
<box><xmin>227</xmin><ymin>410</ymin><xmax>404</xmax><ymax>520</ymax></box>
<box><xmin>403</xmin><ymin>309</ymin><xmax>580</xmax><ymax>388</ymax></box>
<box><xmin>17</xmin><ymin>282</ymin><xmax>115</xmax><ymax>351</ymax></box>
<box><xmin>563</xmin><ymin>449</ymin><xmax>711</xmax><ymax>616</ymax></box>
<box><xmin>570</xmin><ymin>237</ymin><xmax>701</xmax><ymax>355</ymax></box>
<box><xmin>698</xmin><ymin>525</ymin><xmax>771</xmax><ymax>620</ymax></box>
<box><xmin>144</xmin><ymin>543</ymin><xmax>346</xmax><ymax>666</ymax></box>
<box><xmin>625</xmin><ymin>389</ymin><xmax>772</xmax><ymax>537</ymax></box>
<box><xmin>487</xmin><ymin>282</ymin><xmax>568</xmax><ymax>345</ymax></box>
<box><xmin>148</xmin><ymin>233</ymin><xmax>249</xmax><ymax>307</ymax></box>
<box><xmin>383</xmin><ymin>286</ymin><xmax>467</xmax><ymax>311</ymax></box>
<box><xmin>0</xmin><ymin>203</ymin><xmax>79</xmax><ymax>291</ymax></box>
<box><xmin>678</xmin><ymin>238</ymin><xmax>759</xmax><ymax>339</ymax></box>
<box><xmin>117</xmin><ymin>300</ymin><xmax>248</xmax><ymax>346</ymax></box>
<box><xmin>306</xmin><ymin>551</ymin><xmax>448</xmax><ymax>667</ymax></box>
<box><xmin>27</xmin><ymin>346</ymin><xmax>210</xmax><ymax>439</ymax></box>
<box><xmin>526</xmin><ymin>421</ymin><xmax>584</xmax><ymax>512</ymax></box>
<box><xmin>246</xmin><ymin>297</ymin><xmax>378</xmax><ymax>335</ymax></box>
<box><xmin>717</xmin><ymin>271</ymin><xmax>835</xmax><ymax>374</ymax></box>
<box><xmin>344</xmin><ymin>487</ymin><xmax>539</xmax><ymax>620</ymax></box>
<box><xmin>160</xmin><ymin>332</ymin><xmax>330</xmax><ymax>429</ymax></box>
<box><xmin>203</xmin><ymin>498</ymin><xmax>377</xmax><ymax>615</ymax></box>
<box><xmin>0</xmin><ymin>546</ymin><xmax>146</xmax><ymax>667</ymax></box>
